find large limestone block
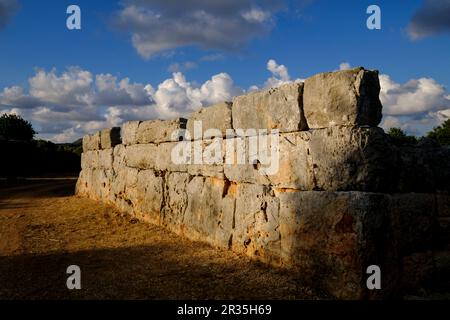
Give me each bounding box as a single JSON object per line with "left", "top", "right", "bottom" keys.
{"left": 121, "top": 168, "right": 140, "bottom": 207}
{"left": 100, "top": 127, "right": 121, "bottom": 149}
{"left": 186, "top": 102, "right": 232, "bottom": 139}
{"left": 157, "top": 142, "right": 188, "bottom": 172}
{"left": 303, "top": 67, "right": 382, "bottom": 128}
{"left": 122, "top": 121, "right": 140, "bottom": 145}
{"left": 112, "top": 144, "right": 126, "bottom": 173}
{"left": 75, "top": 170, "right": 89, "bottom": 195}
{"left": 232, "top": 82, "right": 307, "bottom": 132}
{"left": 136, "top": 118, "right": 187, "bottom": 144}
{"left": 125, "top": 144, "right": 159, "bottom": 169}
{"left": 277, "top": 191, "right": 396, "bottom": 299}
{"left": 80, "top": 150, "right": 111, "bottom": 170}
{"left": 224, "top": 132, "right": 314, "bottom": 189}
{"left": 134, "top": 169, "right": 164, "bottom": 224}
{"left": 124, "top": 143, "right": 188, "bottom": 172}
{"left": 223, "top": 136, "right": 272, "bottom": 185}
{"left": 82, "top": 132, "right": 101, "bottom": 152}
{"left": 81, "top": 151, "right": 99, "bottom": 169}
{"left": 307, "top": 126, "right": 395, "bottom": 191}
{"left": 183, "top": 176, "right": 235, "bottom": 247}
{"left": 162, "top": 172, "right": 190, "bottom": 231}
{"left": 214, "top": 181, "right": 237, "bottom": 248}
{"left": 233, "top": 183, "right": 280, "bottom": 263}
{"left": 89, "top": 168, "right": 114, "bottom": 201}
{"left": 400, "top": 251, "right": 435, "bottom": 292}
{"left": 181, "top": 138, "right": 225, "bottom": 178}
{"left": 224, "top": 126, "right": 394, "bottom": 192}
{"left": 268, "top": 132, "right": 314, "bottom": 189}
{"left": 98, "top": 149, "right": 113, "bottom": 170}
{"left": 111, "top": 166, "right": 138, "bottom": 198}
{"left": 388, "top": 193, "right": 436, "bottom": 254}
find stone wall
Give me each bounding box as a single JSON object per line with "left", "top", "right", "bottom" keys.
{"left": 76, "top": 67, "right": 450, "bottom": 299}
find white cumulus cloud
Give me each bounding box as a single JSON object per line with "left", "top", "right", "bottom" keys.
{"left": 5, "top": 60, "right": 448, "bottom": 142}
{"left": 0, "top": 65, "right": 245, "bottom": 142}
{"left": 379, "top": 74, "right": 450, "bottom": 135}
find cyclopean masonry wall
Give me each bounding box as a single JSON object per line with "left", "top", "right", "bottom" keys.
{"left": 76, "top": 67, "right": 450, "bottom": 299}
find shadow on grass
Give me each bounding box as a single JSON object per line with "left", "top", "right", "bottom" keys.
{"left": 0, "top": 244, "right": 319, "bottom": 300}
{"left": 0, "top": 179, "right": 76, "bottom": 203}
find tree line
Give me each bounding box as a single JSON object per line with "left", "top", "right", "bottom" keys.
{"left": 0, "top": 114, "right": 81, "bottom": 179}
{"left": 387, "top": 119, "right": 450, "bottom": 146}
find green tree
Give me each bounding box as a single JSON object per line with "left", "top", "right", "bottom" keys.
{"left": 0, "top": 113, "right": 36, "bottom": 141}
{"left": 387, "top": 127, "right": 417, "bottom": 144}
{"left": 427, "top": 119, "right": 450, "bottom": 146}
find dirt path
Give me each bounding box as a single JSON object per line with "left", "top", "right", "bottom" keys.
{"left": 0, "top": 180, "right": 323, "bottom": 299}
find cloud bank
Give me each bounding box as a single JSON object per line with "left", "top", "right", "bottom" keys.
{"left": 1, "top": 61, "right": 449, "bottom": 142}
{"left": 113, "top": 0, "right": 285, "bottom": 59}
{"left": 0, "top": 66, "right": 245, "bottom": 142}
{"left": 379, "top": 74, "right": 450, "bottom": 136}
{"left": 407, "top": 0, "right": 450, "bottom": 40}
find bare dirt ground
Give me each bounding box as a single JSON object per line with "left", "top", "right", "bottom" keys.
{"left": 0, "top": 179, "right": 324, "bottom": 300}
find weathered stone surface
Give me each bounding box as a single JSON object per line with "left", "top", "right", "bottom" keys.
{"left": 112, "top": 144, "right": 126, "bottom": 173}
{"left": 182, "top": 177, "right": 236, "bottom": 247}
{"left": 186, "top": 102, "right": 232, "bottom": 139}
{"left": 401, "top": 251, "right": 434, "bottom": 292}
{"left": 86, "top": 168, "right": 114, "bottom": 201}
{"left": 124, "top": 144, "right": 159, "bottom": 170}
{"left": 276, "top": 191, "right": 396, "bottom": 299}
{"left": 233, "top": 183, "right": 280, "bottom": 264}
{"left": 162, "top": 172, "right": 190, "bottom": 232}
{"left": 124, "top": 142, "right": 188, "bottom": 172}
{"left": 303, "top": 67, "right": 382, "bottom": 128}
{"left": 224, "top": 127, "right": 395, "bottom": 191}
{"left": 221, "top": 130, "right": 297, "bottom": 188}
{"left": 98, "top": 149, "right": 113, "bottom": 169}
{"left": 437, "top": 193, "right": 450, "bottom": 217}
{"left": 122, "top": 121, "right": 140, "bottom": 146}
{"left": 75, "top": 170, "right": 89, "bottom": 195}
{"left": 232, "top": 82, "right": 307, "bottom": 132}
{"left": 100, "top": 127, "right": 121, "bottom": 149}
{"left": 82, "top": 132, "right": 101, "bottom": 151}
{"left": 308, "top": 126, "right": 395, "bottom": 191}
{"left": 180, "top": 138, "right": 225, "bottom": 178}
{"left": 389, "top": 193, "right": 436, "bottom": 254}
{"left": 223, "top": 135, "right": 274, "bottom": 186}
{"left": 134, "top": 169, "right": 164, "bottom": 224}
{"left": 80, "top": 150, "right": 112, "bottom": 170}
{"left": 81, "top": 151, "right": 98, "bottom": 169}
{"left": 157, "top": 142, "right": 188, "bottom": 172}
{"left": 136, "top": 118, "right": 187, "bottom": 144}
{"left": 111, "top": 166, "right": 138, "bottom": 200}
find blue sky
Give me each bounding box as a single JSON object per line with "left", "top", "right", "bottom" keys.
{"left": 0, "top": 0, "right": 449, "bottom": 141}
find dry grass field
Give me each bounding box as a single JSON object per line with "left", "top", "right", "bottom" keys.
{"left": 0, "top": 179, "right": 324, "bottom": 299}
